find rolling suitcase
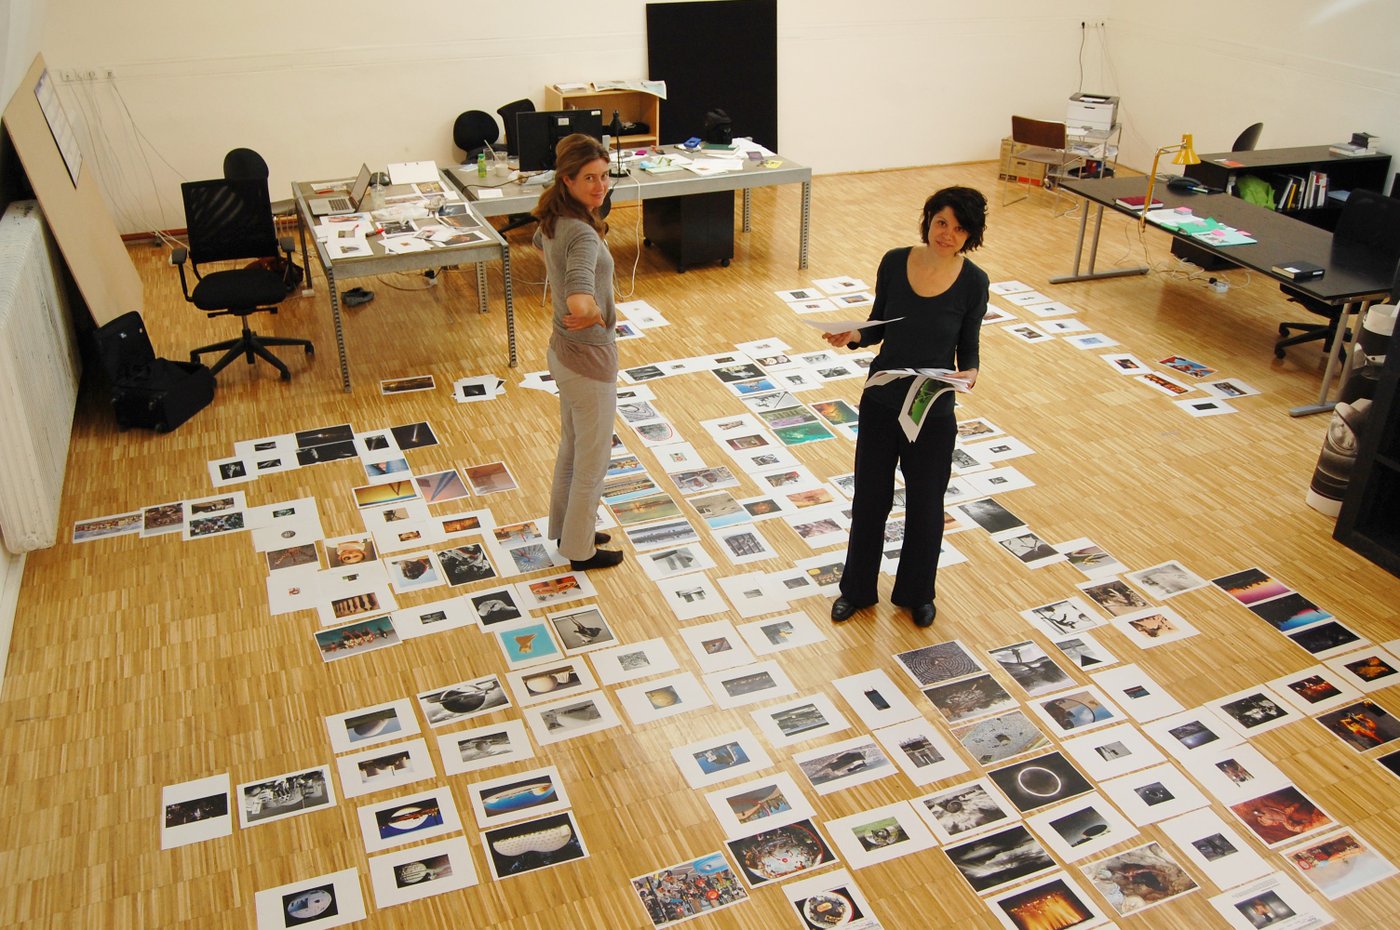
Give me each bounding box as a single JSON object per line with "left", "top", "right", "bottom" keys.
{"left": 93, "top": 311, "right": 216, "bottom": 432}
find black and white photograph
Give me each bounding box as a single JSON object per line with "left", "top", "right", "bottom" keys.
{"left": 913, "top": 778, "right": 1018, "bottom": 844}
{"left": 987, "top": 640, "right": 1076, "bottom": 697}
{"left": 944, "top": 824, "right": 1057, "bottom": 895}
{"left": 954, "top": 710, "right": 1052, "bottom": 766}
{"left": 1026, "top": 791, "right": 1139, "bottom": 862}
{"left": 238, "top": 766, "right": 336, "bottom": 828}
{"left": 417, "top": 675, "right": 510, "bottom": 726}
{"left": 436, "top": 719, "right": 535, "bottom": 776}
{"left": 367, "top": 835, "right": 478, "bottom": 909}
{"left": 988, "top": 751, "right": 1094, "bottom": 813}
{"left": 793, "top": 736, "right": 896, "bottom": 795}
{"left": 588, "top": 637, "right": 681, "bottom": 686}
{"left": 893, "top": 639, "right": 987, "bottom": 687}
{"left": 752, "top": 694, "right": 853, "bottom": 748}
{"left": 872, "top": 717, "right": 970, "bottom": 785}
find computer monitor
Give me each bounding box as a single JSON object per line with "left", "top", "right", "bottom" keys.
{"left": 515, "top": 109, "right": 604, "bottom": 172}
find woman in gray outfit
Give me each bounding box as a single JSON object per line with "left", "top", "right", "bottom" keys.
{"left": 533, "top": 133, "right": 624, "bottom": 570}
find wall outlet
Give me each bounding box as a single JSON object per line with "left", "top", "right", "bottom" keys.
{"left": 59, "top": 69, "right": 77, "bottom": 82}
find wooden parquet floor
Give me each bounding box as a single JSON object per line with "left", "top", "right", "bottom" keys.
{"left": 1, "top": 159, "right": 1397, "bottom": 930}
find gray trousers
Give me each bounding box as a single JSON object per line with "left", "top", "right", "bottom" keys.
{"left": 547, "top": 346, "right": 616, "bottom": 561}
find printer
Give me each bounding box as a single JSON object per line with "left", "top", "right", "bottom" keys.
{"left": 1067, "top": 93, "right": 1118, "bottom": 132}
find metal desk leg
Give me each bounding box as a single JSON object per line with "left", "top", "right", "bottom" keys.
{"left": 476, "top": 263, "right": 488, "bottom": 313}
{"left": 799, "top": 180, "right": 811, "bottom": 270}
{"left": 742, "top": 189, "right": 752, "bottom": 232}
{"left": 293, "top": 187, "right": 314, "bottom": 297}
{"left": 502, "top": 243, "right": 517, "bottom": 368}
{"left": 1290, "top": 299, "right": 1369, "bottom": 417}
{"left": 327, "top": 268, "right": 351, "bottom": 392}
{"left": 1050, "top": 199, "right": 1147, "bottom": 284}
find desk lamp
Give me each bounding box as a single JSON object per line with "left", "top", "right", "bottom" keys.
{"left": 608, "top": 110, "right": 629, "bottom": 178}
{"left": 1141, "top": 133, "right": 1200, "bottom": 228}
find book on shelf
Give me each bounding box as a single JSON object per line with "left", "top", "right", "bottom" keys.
{"left": 1329, "top": 142, "right": 1369, "bottom": 157}
{"left": 1114, "top": 195, "right": 1164, "bottom": 210}
{"left": 1271, "top": 260, "right": 1325, "bottom": 281}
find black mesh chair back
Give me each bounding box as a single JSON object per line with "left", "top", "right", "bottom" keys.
{"left": 1231, "top": 122, "right": 1263, "bottom": 152}
{"left": 453, "top": 110, "right": 499, "bottom": 160}
{"left": 1334, "top": 189, "right": 1400, "bottom": 255}
{"left": 496, "top": 98, "right": 535, "bottom": 156}
{"left": 181, "top": 178, "right": 278, "bottom": 269}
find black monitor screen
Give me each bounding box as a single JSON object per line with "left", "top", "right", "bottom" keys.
{"left": 515, "top": 109, "right": 604, "bottom": 172}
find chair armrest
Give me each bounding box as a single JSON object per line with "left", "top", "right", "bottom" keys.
{"left": 169, "top": 247, "right": 193, "bottom": 302}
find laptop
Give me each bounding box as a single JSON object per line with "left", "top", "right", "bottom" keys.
{"left": 308, "top": 164, "right": 373, "bottom": 216}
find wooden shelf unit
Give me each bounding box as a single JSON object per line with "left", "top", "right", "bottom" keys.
{"left": 1173, "top": 145, "right": 1391, "bottom": 268}
{"left": 543, "top": 86, "right": 660, "bottom": 149}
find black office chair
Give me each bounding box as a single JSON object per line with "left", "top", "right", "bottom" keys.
{"left": 496, "top": 98, "right": 535, "bottom": 157}
{"left": 1276, "top": 189, "right": 1400, "bottom": 359}
{"left": 174, "top": 178, "right": 314, "bottom": 381}
{"left": 486, "top": 99, "right": 542, "bottom": 236}
{"left": 453, "top": 110, "right": 499, "bottom": 162}
{"left": 222, "top": 147, "right": 296, "bottom": 218}
{"left": 1232, "top": 122, "right": 1264, "bottom": 152}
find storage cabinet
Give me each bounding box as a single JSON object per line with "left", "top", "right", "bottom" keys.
{"left": 1336, "top": 322, "right": 1400, "bottom": 577}
{"left": 543, "top": 86, "right": 660, "bottom": 149}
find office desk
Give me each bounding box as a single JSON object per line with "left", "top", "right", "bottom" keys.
{"left": 448, "top": 147, "right": 814, "bottom": 269}
{"left": 293, "top": 174, "right": 517, "bottom": 392}
{"left": 1054, "top": 176, "right": 1396, "bottom": 416}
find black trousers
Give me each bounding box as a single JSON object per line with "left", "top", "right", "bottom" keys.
{"left": 839, "top": 402, "right": 956, "bottom": 608}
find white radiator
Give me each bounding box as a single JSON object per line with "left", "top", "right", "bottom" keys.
{"left": 0, "top": 201, "right": 79, "bottom": 553}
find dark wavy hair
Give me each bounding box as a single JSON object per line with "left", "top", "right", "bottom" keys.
{"left": 919, "top": 186, "right": 987, "bottom": 252}
{"left": 533, "top": 133, "right": 611, "bottom": 238}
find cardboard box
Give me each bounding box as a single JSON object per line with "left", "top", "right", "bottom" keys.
{"left": 999, "top": 156, "right": 1047, "bottom": 186}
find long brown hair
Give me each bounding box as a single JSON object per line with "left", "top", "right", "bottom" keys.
{"left": 533, "top": 133, "right": 610, "bottom": 238}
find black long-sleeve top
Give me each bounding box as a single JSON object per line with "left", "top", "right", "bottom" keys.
{"left": 853, "top": 246, "right": 988, "bottom": 416}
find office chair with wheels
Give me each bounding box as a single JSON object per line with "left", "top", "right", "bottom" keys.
{"left": 493, "top": 98, "right": 541, "bottom": 236}
{"left": 453, "top": 110, "right": 499, "bottom": 162}
{"left": 222, "top": 147, "right": 297, "bottom": 218}
{"left": 1232, "top": 122, "right": 1264, "bottom": 152}
{"left": 1276, "top": 189, "right": 1400, "bottom": 359}
{"left": 1003, "top": 116, "right": 1083, "bottom": 212}
{"left": 174, "top": 178, "right": 314, "bottom": 381}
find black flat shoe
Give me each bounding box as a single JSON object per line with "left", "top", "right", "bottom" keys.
{"left": 557, "top": 532, "right": 611, "bottom": 547}
{"left": 570, "top": 548, "right": 624, "bottom": 571}
{"left": 912, "top": 603, "right": 937, "bottom": 628}
{"left": 831, "top": 597, "right": 864, "bottom": 622}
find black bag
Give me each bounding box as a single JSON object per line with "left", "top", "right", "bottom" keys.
{"left": 703, "top": 108, "right": 733, "bottom": 145}
{"left": 246, "top": 255, "right": 304, "bottom": 294}
{"left": 93, "top": 311, "right": 215, "bottom": 433}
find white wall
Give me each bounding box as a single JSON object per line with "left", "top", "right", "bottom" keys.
{"left": 1109, "top": 1, "right": 1400, "bottom": 183}
{"left": 37, "top": 0, "right": 1104, "bottom": 234}
{"left": 24, "top": 0, "right": 1400, "bottom": 233}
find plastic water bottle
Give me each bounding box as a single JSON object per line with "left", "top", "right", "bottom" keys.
{"left": 476, "top": 152, "right": 487, "bottom": 178}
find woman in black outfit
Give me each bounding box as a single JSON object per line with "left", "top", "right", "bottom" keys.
{"left": 824, "top": 187, "right": 988, "bottom": 628}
